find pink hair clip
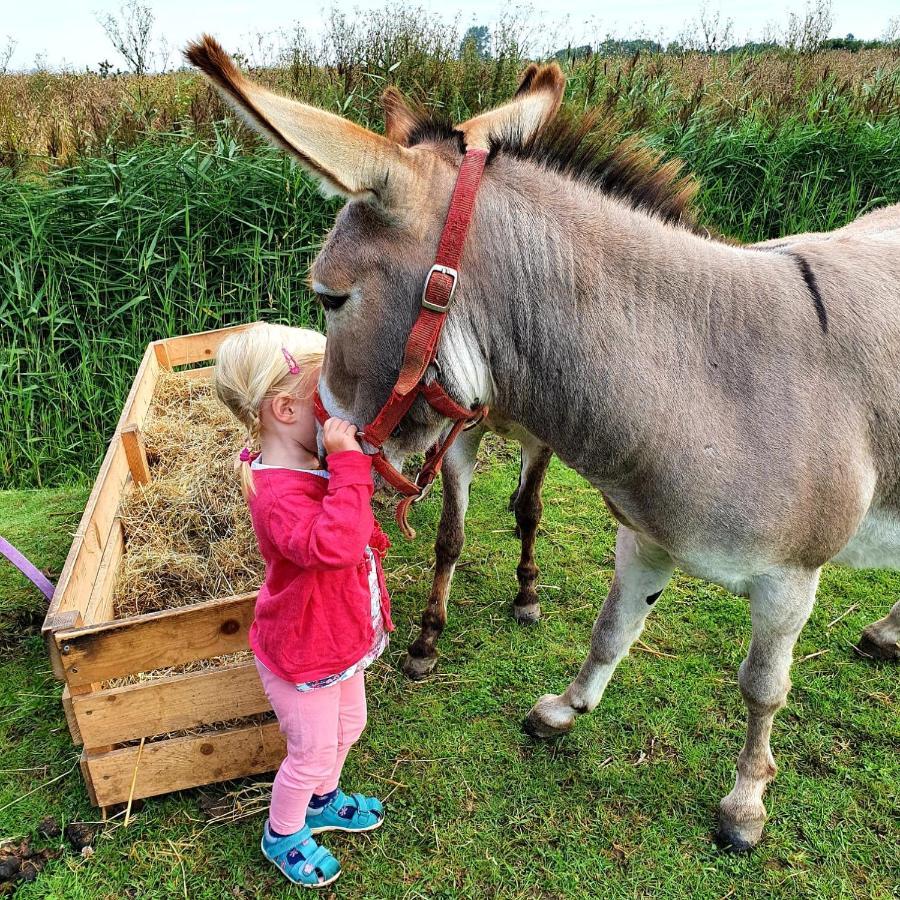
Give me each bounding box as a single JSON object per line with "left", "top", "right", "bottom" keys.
{"left": 281, "top": 347, "right": 300, "bottom": 375}
{"left": 239, "top": 447, "right": 253, "bottom": 463}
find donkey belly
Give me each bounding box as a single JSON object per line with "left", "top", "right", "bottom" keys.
{"left": 831, "top": 506, "right": 900, "bottom": 570}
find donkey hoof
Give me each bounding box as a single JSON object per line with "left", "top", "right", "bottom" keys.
{"left": 857, "top": 625, "right": 900, "bottom": 661}
{"left": 716, "top": 800, "right": 766, "bottom": 852}
{"left": 523, "top": 694, "right": 575, "bottom": 739}
{"left": 714, "top": 826, "right": 759, "bottom": 854}
{"left": 402, "top": 653, "right": 438, "bottom": 680}
{"left": 513, "top": 602, "right": 541, "bottom": 625}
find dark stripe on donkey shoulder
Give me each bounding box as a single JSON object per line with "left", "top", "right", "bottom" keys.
{"left": 789, "top": 251, "right": 829, "bottom": 334}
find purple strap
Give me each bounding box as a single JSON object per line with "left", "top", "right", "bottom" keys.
{"left": 0, "top": 535, "right": 55, "bottom": 601}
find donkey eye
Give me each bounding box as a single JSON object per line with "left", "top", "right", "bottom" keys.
{"left": 314, "top": 291, "right": 350, "bottom": 311}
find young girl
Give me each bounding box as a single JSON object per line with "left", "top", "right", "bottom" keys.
{"left": 215, "top": 322, "right": 393, "bottom": 889}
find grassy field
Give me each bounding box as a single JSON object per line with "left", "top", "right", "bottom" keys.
{"left": 1, "top": 450, "right": 897, "bottom": 898}
{"left": 1, "top": 19, "right": 898, "bottom": 896}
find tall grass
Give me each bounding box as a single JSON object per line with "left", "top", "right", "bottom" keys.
{"left": 3, "top": 108, "right": 899, "bottom": 490}
{"left": 1, "top": 17, "right": 899, "bottom": 490}
{"left": 2, "top": 38, "right": 899, "bottom": 170}
{"left": 0, "top": 133, "right": 331, "bottom": 488}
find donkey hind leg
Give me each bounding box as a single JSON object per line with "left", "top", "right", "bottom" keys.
{"left": 859, "top": 599, "right": 900, "bottom": 661}
{"left": 402, "top": 425, "right": 484, "bottom": 680}
{"left": 718, "top": 568, "right": 819, "bottom": 851}
{"left": 510, "top": 439, "right": 553, "bottom": 625}
{"left": 524, "top": 525, "right": 674, "bottom": 738}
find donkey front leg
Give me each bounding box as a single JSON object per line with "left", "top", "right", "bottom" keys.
{"left": 524, "top": 525, "right": 674, "bottom": 737}
{"left": 717, "top": 568, "right": 819, "bottom": 851}
{"left": 509, "top": 438, "right": 553, "bottom": 624}
{"left": 858, "top": 599, "right": 900, "bottom": 660}
{"left": 402, "top": 426, "right": 484, "bottom": 680}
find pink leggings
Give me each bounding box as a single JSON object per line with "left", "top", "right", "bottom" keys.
{"left": 256, "top": 659, "right": 367, "bottom": 835}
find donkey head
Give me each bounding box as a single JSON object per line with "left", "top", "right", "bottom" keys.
{"left": 186, "top": 36, "right": 565, "bottom": 456}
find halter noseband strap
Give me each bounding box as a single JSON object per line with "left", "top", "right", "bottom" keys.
{"left": 314, "top": 148, "right": 490, "bottom": 539}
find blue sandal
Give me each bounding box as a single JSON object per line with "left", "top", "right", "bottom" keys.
{"left": 261, "top": 822, "right": 341, "bottom": 889}
{"left": 307, "top": 789, "right": 384, "bottom": 835}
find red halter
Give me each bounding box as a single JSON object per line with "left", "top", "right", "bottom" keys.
{"left": 314, "top": 148, "right": 490, "bottom": 539}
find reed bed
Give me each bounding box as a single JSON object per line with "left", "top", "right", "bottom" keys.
{"left": 2, "top": 41, "right": 899, "bottom": 170}
{"left": 2, "top": 22, "right": 899, "bottom": 491}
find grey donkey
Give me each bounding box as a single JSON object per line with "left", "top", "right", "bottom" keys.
{"left": 188, "top": 38, "right": 900, "bottom": 851}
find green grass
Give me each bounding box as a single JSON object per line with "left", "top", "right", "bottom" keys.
{"left": 2, "top": 453, "right": 897, "bottom": 898}
{"left": 3, "top": 112, "right": 900, "bottom": 491}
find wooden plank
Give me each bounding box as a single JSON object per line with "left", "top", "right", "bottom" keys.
{"left": 119, "top": 345, "right": 161, "bottom": 430}
{"left": 43, "top": 610, "right": 81, "bottom": 680}
{"left": 55, "top": 592, "right": 257, "bottom": 687}
{"left": 84, "top": 720, "right": 284, "bottom": 807}
{"left": 154, "top": 322, "right": 256, "bottom": 369}
{"left": 79, "top": 750, "right": 99, "bottom": 807}
{"left": 42, "top": 444, "right": 126, "bottom": 629}
{"left": 72, "top": 662, "right": 269, "bottom": 747}
{"left": 61, "top": 686, "right": 82, "bottom": 746}
{"left": 43, "top": 344, "right": 158, "bottom": 629}
{"left": 153, "top": 341, "right": 172, "bottom": 370}
{"left": 180, "top": 364, "right": 216, "bottom": 381}
{"left": 120, "top": 425, "right": 150, "bottom": 485}
{"left": 83, "top": 521, "right": 124, "bottom": 627}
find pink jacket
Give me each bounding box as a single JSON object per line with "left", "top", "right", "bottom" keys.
{"left": 246, "top": 451, "right": 394, "bottom": 683}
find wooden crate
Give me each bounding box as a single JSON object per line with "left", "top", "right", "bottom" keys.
{"left": 42, "top": 323, "right": 285, "bottom": 810}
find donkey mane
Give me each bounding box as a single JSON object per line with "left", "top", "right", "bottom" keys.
{"left": 489, "top": 110, "right": 702, "bottom": 232}
{"left": 403, "top": 102, "right": 703, "bottom": 234}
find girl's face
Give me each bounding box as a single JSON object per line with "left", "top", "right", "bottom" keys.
{"left": 290, "top": 387, "right": 320, "bottom": 456}
{"left": 262, "top": 367, "right": 321, "bottom": 457}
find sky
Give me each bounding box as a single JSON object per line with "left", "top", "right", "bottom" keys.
{"left": 4, "top": 1, "right": 898, "bottom": 72}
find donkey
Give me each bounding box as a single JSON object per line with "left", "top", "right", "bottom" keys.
{"left": 404, "top": 424, "right": 553, "bottom": 678}
{"left": 188, "top": 38, "right": 900, "bottom": 851}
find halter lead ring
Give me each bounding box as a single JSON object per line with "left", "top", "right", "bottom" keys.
{"left": 315, "top": 148, "right": 490, "bottom": 538}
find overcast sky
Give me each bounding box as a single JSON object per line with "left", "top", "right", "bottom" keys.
{"left": 5, "top": 1, "right": 898, "bottom": 71}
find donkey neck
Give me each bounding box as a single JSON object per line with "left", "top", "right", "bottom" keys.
{"left": 456, "top": 166, "right": 806, "bottom": 487}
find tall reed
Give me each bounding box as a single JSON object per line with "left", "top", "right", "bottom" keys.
{"left": 1, "top": 16, "right": 899, "bottom": 489}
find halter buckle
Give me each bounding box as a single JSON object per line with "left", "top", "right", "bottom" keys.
{"left": 421, "top": 265, "right": 458, "bottom": 312}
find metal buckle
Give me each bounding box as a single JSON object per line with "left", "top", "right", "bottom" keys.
{"left": 421, "top": 265, "right": 458, "bottom": 312}
{"left": 462, "top": 407, "right": 488, "bottom": 431}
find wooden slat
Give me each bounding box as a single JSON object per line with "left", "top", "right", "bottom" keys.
{"left": 84, "top": 720, "right": 284, "bottom": 807}
{"left": 119, "top": 345, "right": 161, "bottom": 431}
{"left": 55, "top": 592, "right": 257, "bottom": 687}
{"left": 153, "top": 341, "right": 172, "bottom": 370}
{"left": 153, "top": 322, "right": 256, "bottom": 369}
{"left": 61, "top": 686, "right": 82, "bottom": 746}
{"left": 43, "top": 610, "right": 81, "bottom": 681}
{"left": 72, "top": 662, "right": 269, "bottom": 747}
{"left": 120, "top": 425, "right": 150, "bottom": 485}
{"left": 79, "top": 751, "right": 99, "bottom": 807}
{"left": 42, "top": 443, "right": 127, "bottom": 630}
{"left": 83, "top": 521, "right": 124, "bottom": 627}
{"left": 43, "top": 344, "right": 158, "bottom": 631}
{"left": 180, "top": 364, "right": 216, "bottom": 380}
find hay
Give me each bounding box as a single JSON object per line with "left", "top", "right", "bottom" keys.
{"left": 113, "top": 370, "right": 264, "bottom": 619}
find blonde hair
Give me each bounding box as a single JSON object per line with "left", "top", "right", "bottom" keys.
{"left": 214, "top": 322, "right": 326, "bottom": 496}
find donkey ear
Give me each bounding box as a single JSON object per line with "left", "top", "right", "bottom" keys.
{"left": 185, "top": 35, "right": 415, "bottom": 200}
{"left": 456, "top": 62, "right": 565, "bottom": 150}
{"left": 381, "top": 86, "right": 421, "bottom": 145}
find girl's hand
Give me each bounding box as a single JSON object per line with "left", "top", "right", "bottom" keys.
{"left": 323, "top": 417, "right": 363, "bottom": 455}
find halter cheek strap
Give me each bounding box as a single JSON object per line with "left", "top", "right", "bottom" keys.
{"left": 314, "top": 148, "right": 490, "bottom": 539}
